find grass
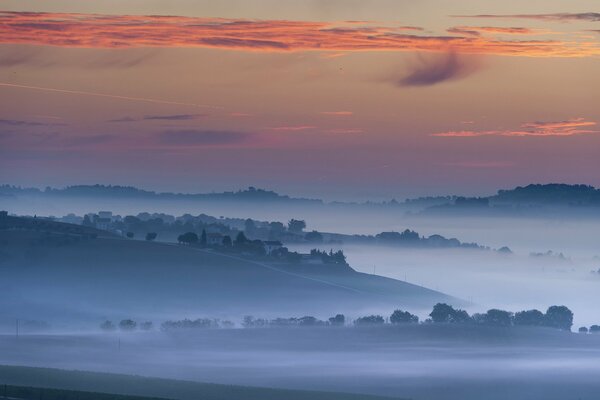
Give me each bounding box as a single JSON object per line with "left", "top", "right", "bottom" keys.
{"left": 0, "top": 365, "right": 401, "bottom": 400}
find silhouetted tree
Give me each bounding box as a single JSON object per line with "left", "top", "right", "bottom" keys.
{"left": 590, "top": 325, "right": 600, "bottom": 333}
{"left": 177, "top": 232, "right": 198, "bottom": 245}
{"left": 82, "top": 215, "right": 94, "bottom": 227}
{"left": 126, "top": 231, "right": 134, "bottom": 239}
{"left": 544, "top": 305, "right": 574, "bottom": 331}
{"left": 287, "top": 219, "right": 306, "bottom": 233}
{"left": 354, "top": 315, "right": 385, "bottom": 326}
{"left": 429, "top": 303, "right": 470, "bottom": 323}
{"left": 579, "top": 326, "right": 589, "bottom": 333}
{"left": 222, "top": 235, "right": 232, "bottom": 247}
{"left": 390, "top": 309, "right": 419, "bottom": 324}
{"left": 200, "top": 229, "right": 207, "bottom": 246}
{"left": 514, "top": 309, "right": 545, "bottom": 326}
{"left": 119, "top": 319, "right": 137, "bottom": 331}
{"left": 328, "top": 314, "right": 345, "bottom": 326}
{"left": 145, "top": 232, "right": 157, "bottom": 241}
{"left": 234, "top": 231, "right": 248, "bottom": 246}
{"left": 100, "top": 320, "right": 116, "bottom": 331}
{"left": 483, "top": 309, "right": 513, "bottom": 327}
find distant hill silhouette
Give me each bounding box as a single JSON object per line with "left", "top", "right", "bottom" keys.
{"left": 0, "top": 184, "right": 322, "bottom": 204}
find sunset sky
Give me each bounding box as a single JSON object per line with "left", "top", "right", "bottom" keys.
{"left": 1, "top": 1, "right": 599, "bottom": 200}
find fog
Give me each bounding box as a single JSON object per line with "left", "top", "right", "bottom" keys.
{"left": 2, "top": 326, "right": 600, "bottom": 400}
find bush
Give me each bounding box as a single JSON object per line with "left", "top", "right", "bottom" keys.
{"left": 99, "top": 320, "right": 116, "bottom": 331}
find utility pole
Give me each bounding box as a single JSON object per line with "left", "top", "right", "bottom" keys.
{"left": 15, "top": 318, "right": 19, "bottom": 339}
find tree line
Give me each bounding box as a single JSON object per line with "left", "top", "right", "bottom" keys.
{"left": 99, "top": 303, "right": 581, "bottom": 333}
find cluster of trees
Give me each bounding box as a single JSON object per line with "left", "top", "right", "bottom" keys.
{"left": 578, "top": 325, "right": 600, "bottom": 334}
{"left": 99, "top": 319, "right": 153, "bottom": 332}
{"left": 425, "top": 303, "right": 574, "bottom": 331}
{"left": 161, "top": 318, "right": 234, "bottom": 331}
{"left": 309, "top": 249, "right": 347, "bottom": 265}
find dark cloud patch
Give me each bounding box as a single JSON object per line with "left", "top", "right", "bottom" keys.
{"left": 160, "top": 130, "right": 250, "bottom": 146}
{"left": 143, "top": 114, "right": 205, "bottom": 121}
{"left": 396, "top": 52, "right": 483, "bottom": 87}
{"left": 0, "top": 118, "right": 64, "bottom": 127}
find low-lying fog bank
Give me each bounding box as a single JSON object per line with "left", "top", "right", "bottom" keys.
{"left": 1, "top": 326, "right": 600, "bottom": 400}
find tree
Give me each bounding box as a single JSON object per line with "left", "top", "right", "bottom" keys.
{"left": 544, "top": 305, "right": 574, "bottom": 331}
{"left": 579, "top": 327, "right": 589, "bottom": 333}
{"left": 305, "top": 230, "right": 323, "bottom": 243}
{"left": 514, "top": 309, "right": 545, "bottom": 326}
{"left": 287, "top": 219, "right": 306, "bottom": 233}
{"left": 200, "top": 229, "right": 207, "bottom": 246}
{"left": 119, "top": 319, "right": 137, "bottom": 331}
{"left": 222, "top": 235, "right": 232, "bottom": 247}
{"left": 126, "top": 232, "right": 134, "bottom": 239}
{"left": 244, "top": 218, "right": 256, "bottom": 234}
{"left": 100, "top": 320, "right": 116, "bottom": 331}
{"left": 82, "top": 215, "right": 94, "bottom": 227}
{"left": 234, "top": 231, "right": 248, "bottom": 246}
{"left": 390, "top": 309, "right": 419, "bottom": 324}
{"left": 145, "top": 232, "right": 157, "bottom": 241}
{"left": 483, "top": 309, "right": 513, "bottom": 327}
{"left": 328, "top": 314, "right": 345, "bottom": 326}
{"left": 354, "top": 315, "right": 385, "bottom": 326}
{"left": 590, "top": 325, "right": 600, "bottom": 334}
{"left": 429, "top": 303, "right": 471, "bottom": 324}
{"left": 178, "top": 232, "right": 198, "bottom": 245}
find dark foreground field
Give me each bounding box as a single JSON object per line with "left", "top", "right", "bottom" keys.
{"left": 2, "top": 325, "right": 600, "bottom": 400}
{"left": 0, "top": 366, "right": 397, "bottom": 400}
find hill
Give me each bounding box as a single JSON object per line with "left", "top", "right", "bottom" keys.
{"left": 0, "top": 219, "right": 455, "bottom": 323}
{"left": 0, "top": 365, "right": 400, "bottom": 400}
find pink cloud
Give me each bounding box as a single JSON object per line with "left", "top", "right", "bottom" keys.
{"left": 432, "top": 118, "right": 597, "bottom": 137}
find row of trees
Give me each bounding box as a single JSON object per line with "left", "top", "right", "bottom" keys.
{"left": 100, "top": 319, "right": 153, "bottom": 332}
{"left": 99, "top": 304, "right": 578, "bottom": 333}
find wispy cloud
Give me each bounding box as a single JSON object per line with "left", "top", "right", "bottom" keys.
{"left": 447, "top": 26, "right": 541, "bottom": 36}
{"left": 159, "top": 129, "right": 250, "bottom": 146}
{"left": 455, "top": 13, "right": 600, "bottom": 23}
{"left": 395, "top": 52, "right": 482, "bottom": 87}
{"left": 0, "top": 118, "right": 64, "bottom": 127}
{"left": 432, "top": 118, "right": 598, "bottom": 137}
{"left": 0, "top": 12, "right": 598, "bottom": 57}
{"left": 268, "top": 125, "right": 316, "bottom": 131}
{"left": 143, "top": 114, "right": 204, "bottom": 121}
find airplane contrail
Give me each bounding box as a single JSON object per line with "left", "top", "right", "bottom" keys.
{"left": 0, "top": 82, "right": 222, "bottom": 109}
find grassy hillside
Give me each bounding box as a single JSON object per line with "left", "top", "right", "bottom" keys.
{"left": 0, "top": 221, "right": 455, "bottom": 321}
{"left": 0, "top": 365, "right": 400, "bottom": 400}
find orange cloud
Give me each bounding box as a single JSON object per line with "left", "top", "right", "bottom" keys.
{"left": 432, "top": 118, "right": 598, "bottom": 137}
{"left": 0, "top": 12, "right": 599, "bottom": 57}
{"left": 447, "top": 26, "right": 545, "bottom": 36}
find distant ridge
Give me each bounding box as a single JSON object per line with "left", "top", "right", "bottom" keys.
{"left": 0, "top": 184, "right": 322, "bottom": 204}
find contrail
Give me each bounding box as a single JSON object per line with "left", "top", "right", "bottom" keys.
{"left": 0, "top": 82, "right": 222, "bottom": 109}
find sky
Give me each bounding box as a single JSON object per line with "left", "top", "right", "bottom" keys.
{"left": 1, "top": 0, "right": 599, "bottom": 200}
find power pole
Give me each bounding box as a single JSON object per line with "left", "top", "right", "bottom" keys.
{"left": 16, "top": 318, "right": 19, "bottom": 339}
